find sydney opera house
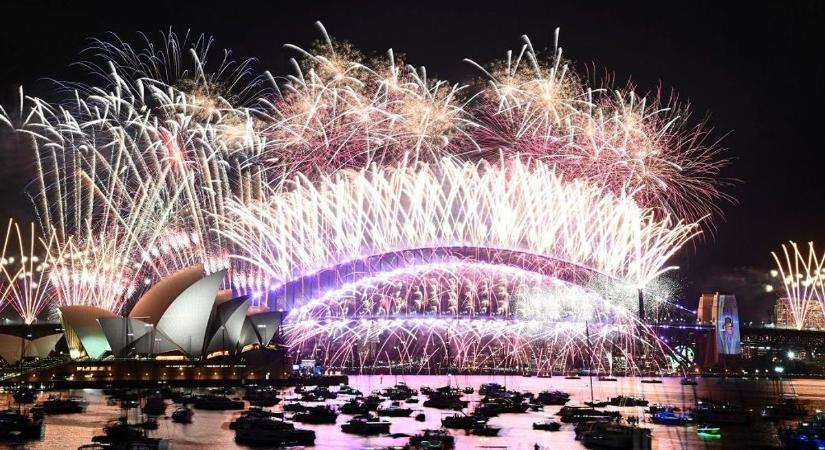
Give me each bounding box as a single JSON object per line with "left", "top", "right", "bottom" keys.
{"left": 58, "top": 264, "right": 280, "bottom": 361}
{"left": 0, "top": 265, "right": 285, "bottom": 385}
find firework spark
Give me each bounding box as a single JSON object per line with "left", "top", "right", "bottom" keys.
{"left": 0, "top": 220, "right": 53, "bottom": 323}
{"left": 0, "top": 25, "right": 726, "bottom": 371}
{"left": 772, "top": 241, "right": 825, "bottom": 330}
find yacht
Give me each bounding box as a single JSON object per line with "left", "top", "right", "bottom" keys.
{"left": 233, "top": 416, "right": 315, "bottom": 447}
{"left": 292, "top": 405, "right": 338, "bottom": 424}
{"left": 336, "top": 385, "right": 361, "bottom": 396}
{"left": 141, "top": 397, "right": 167, "bottom": 416}
{"left": 423, "top": 392, "right": 467, "bottom": 410}
{"left": 90, "top": 419, "right": 170, "bottom": 450}
{"left": 469, "top": 424, "right": 501, "bottom": 436}
{"left": 532, "top": 419, "right": 562, "bottom": 431}
{"left": 478, "top": 383, "right": 505, "bottom": 396}
{"left": 680, "top": 377, "right": 699, "bottom": 386}
{"left": 377, "top": 405, "right": 413, "bottom": 417}
{"left": 761, "top": 394, "right": 806, "bottom": 420}
{"left": 42, "top": 396, "right": 88, "bottom": 414}
{"left": 441, "top": 413, "right": 487, "bottom": 430}
{"left": 608, "top": 395, "right": 649, "bottom": 407}
{"left": 229, "top": 407, "right": 283, "bottom": 430}
{"left": 0, "top": 407, "right": 44, "bottom": 440}
{"left": 340, "top": 399, "right": 369, "bottom": 415}
{"left": 282, "top": 402, "right": 309, "bottom": 413}
{"left": 536, "top": 390, "right": 571, "bottom": 405}
{"left": 171, "top": 406, "right": 193, "bottom": 424}
{"left": 651, "top": 410, "right": 690, "bottom": 425}
{"left": 557, "top": 405, "right": 621, "bottom": 423}
{"left": 341, "top": 415, "right": 391, "bottom": 435}
{"left": 693, "top": 398, "right": 750, "bottom": 424}
{"left": 243, "top": 387, "right": 281, "bottom": 407}
{"left": 478, "top": 397, "right": 529, "bottom": 414}
{"left": 577, "top": 421, "right": 652, "bottom": 449}
{"left": 408, "top": 429, "right": 455, "bottom": 449}
{"left": 12, "top": 387, "right": 37, "bottom": 404}
{"left": 192, "top": 394, "right": 244, "bottom": 410}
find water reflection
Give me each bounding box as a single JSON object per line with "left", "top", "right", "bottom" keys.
{"left": 13, "top": 375, "right": 812, "bottom": 449}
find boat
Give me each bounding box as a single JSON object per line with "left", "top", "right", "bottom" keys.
{"left": 282, "top": 402, "right": 309, "bottom": 413}
{"left": 243, "top": 387, "right": 281, "bottom": 407}
{"left": 341, "top": 415, "right": 391, "bottom": 435}
{"left": 761, "top": 394, "right": 806, "bottom": 420}
{"left": 651, "top": 410, "right": 690, "bottom": 425}
{"left": 137, "top": 418, "right": 159, "bottom": 430}
{"left": 529, "top": 404, "right": 543, "bottom": 412}
{"left": 340, "top": 399, "right": 369, "bottom": 415}
{"left": 469, "top": 424, "right": 500, "bottom": 436}
{"left": 362, "top": 395, "right": 383, "bottom": 411}
{"left": 171, "top": 406, "right": 193, "bottom": 424}
{"left": 577, "top": 421, "right": 651, "bottom": 449}
{"left": 538, "top": 373, "right": 553, "bottom": 378}
{"left": 192, "top": 394, "right": 244, "bottom": 410}
{"left": 462, "top": 387, "right": 474, "bottom": 394}
{"left": 12, "top": 387, "right": 37, "bottom": 404}
{"left": 585, "top": 400, "right": 610, "bottom": 408}
{"left": 536, "top": 390, "right": 570, "bottom": 405}
{"left": 608, "top": 395, "right": 648, "bottom": 407}
{"left": 377, "top": 405, "right": 413, "bottom": 417}
{"left": 233, "top": 416, "right": 315, "bottom": 447}
{"left": 0, "top": 407, "right": 44, "bottom": 440}
{"left": 477, "top": 398, "right": 529, "bottom": 414}
{"left": 478, "top": 383, "right": 505, "bottom": 396}
{"left": 408, "top": 429, "right": 455, "bottom": 449}
{"left": 640, "top": 378, "right": 663, "bottom": 384}
{"left": 292, "top": 405, "right": 338, "bottom": 424}
{"left": 419, "top": 386, "right": 434, "bottom": 396}
{"left": 405, "top": 397, "right": 420, "bottom": 404}
{"left": 415, "top": 413, "right": 426, "bottom": 421}
{"left": 565, "top": 375, "right": 582, "bottom": 380}
{"left": 384, "top": 383, "right": 418, "bottom": 400}
{"left": 141, "top": 397, "right": 167, "bottom": 416}
{"left": 647, "top": 404, "right": 677, "bottom": 414}
{"left": 783, "top": 417, "right": 825, "bottom": 448}
{"left": 41, "top": 396, "right": 88, "bottom": 414}
{"left": 533, "top": 420, "right": 562, "bottom": 431}
{"left": 229, "top": 407, "right": 283, "bottom": 430}
{"left": 696, "top": 424, "right": 721, "bottom": 438}
{"left": 337, "top": 385, "right": 361, "bottom": 396}
{"left": 693, "top": 398, "right": 750, "bottom": 424}
{"left": 441, "top": 413, "right": 487, "bottom": 430}
{"left": 680, "top": 377, "right": 698, "bottom": 385}
{"left": 599, "top": 376, "right": 618, "bottom": 382}
{"left": 557, "top": 405, "right": 621, "bottom": 423}
{"left": 423, "top": 392, "right": 467, "bottom": 410}
{"left": 91, "top": 419, "right": 170, "bottom": 450}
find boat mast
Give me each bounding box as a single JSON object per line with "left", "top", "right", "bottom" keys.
{"left": 586, "top": 321, "right": 594, "bottom": 405}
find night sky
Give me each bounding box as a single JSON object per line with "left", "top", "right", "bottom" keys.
{"left": 1, "top": 1, "right": 823, "bottom": 319}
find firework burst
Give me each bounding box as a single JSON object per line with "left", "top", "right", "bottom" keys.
{"left": 772, "top": 241, "right": 825, "bottom": 330}
{"left": 0, "top": 25, "right": 727, "bottom": 371}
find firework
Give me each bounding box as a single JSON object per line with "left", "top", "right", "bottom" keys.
{"left": 0, "top": 25, "right": 725, "bottom": 371}
{"left": 0, "top": 220, "right": 53, "bottom": 323}
{"left": 772, "top": 241, "right": 825, "bottom": 330}
{"left": 219, "top": 156, "right": 699, "bottom": 294}
{"left": 465, "top": 31, "right": 730, "bottom": 222}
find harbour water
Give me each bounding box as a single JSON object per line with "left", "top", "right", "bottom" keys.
{"left": 11, "top": 375, "right": 822, "bottom": 449}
